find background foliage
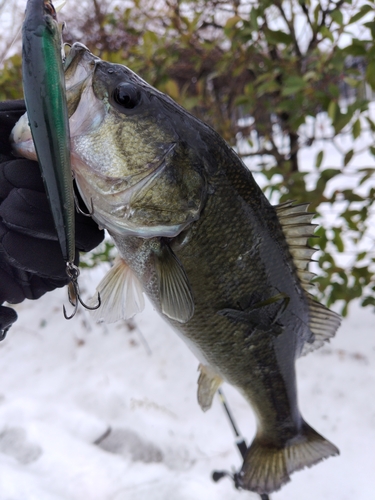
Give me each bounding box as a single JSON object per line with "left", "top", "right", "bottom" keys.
{"left": 1, "top": 0, "right": 374, "bottom": 315}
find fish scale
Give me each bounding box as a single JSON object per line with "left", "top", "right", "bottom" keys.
{"left": 168, "top": 173, "right": 306, "bottom": 378}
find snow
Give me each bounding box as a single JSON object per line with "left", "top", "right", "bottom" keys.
{"left": 0, "top": 264, "right": 374, "bottom": 499}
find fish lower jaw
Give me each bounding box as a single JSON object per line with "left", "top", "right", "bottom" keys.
{"left": 105, "top": 217, "right": 192, "bottom": 239}
{"left": 12, "top": 140, "right": 37, "bottom": 161}
{"left": 10, "top": 113, "right": 37, "bottom": 160}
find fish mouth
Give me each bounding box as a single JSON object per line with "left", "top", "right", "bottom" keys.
{"left": 10, "top": 42, "right": 98, "bottom": 159}
{"left": 64, "top": 42, "right": 99, "bottom": 89}
{"left": 64, "top": 43, "right": 102, "bottom": 127}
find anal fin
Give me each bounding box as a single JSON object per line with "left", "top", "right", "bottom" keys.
{"left": 197, "top": 364, "right": 223, "bottom": 412}
{"left": 89, "top": 256, "right": 144, "bottom": 323}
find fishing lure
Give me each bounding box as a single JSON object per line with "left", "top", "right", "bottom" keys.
{"left": 21, "top": 0, "right": 99, "bottom": 317}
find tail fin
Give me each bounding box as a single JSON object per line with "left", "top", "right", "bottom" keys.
{"left": 239, "top": 422, "right": 339, "bottom": 494}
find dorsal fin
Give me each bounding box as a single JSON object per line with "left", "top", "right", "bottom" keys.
{"left": 301, "top": 294, "right": 341, "bottom": 356}
{"left": 275, "top": 201, "right": 318, "bottom": 288}
{"left": 89, "top": 256, "right": 145, "bottom": 323}
{"left": 275, "top": 201, "right": 341, "bottom": 355}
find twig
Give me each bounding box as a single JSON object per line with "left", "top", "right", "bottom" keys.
{"left": 93, "top": 426, "right": 111, "bottom": 445}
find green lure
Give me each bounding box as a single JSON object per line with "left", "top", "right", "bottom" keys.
{"left": 22, "top": 0, "right": 75, "bottom": 264}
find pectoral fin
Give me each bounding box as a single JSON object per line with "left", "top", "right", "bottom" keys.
{"left": 197, "top": 364, "right": 223, "bottom": 412}
{"left": 89, "top": 256, "right": 144, "bottom": 323}
{"left": 153, "top": 242, "right": 194, "bottom": 324}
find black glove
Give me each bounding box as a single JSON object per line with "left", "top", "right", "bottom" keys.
{"left": 0, "top": 100, "right": 105, "bottom": 339}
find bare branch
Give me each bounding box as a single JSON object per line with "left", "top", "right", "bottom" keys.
{"left": 274, "top": 0, "right": 302, "bottom": 57}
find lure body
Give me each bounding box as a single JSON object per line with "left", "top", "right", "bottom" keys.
{"left": 22, "top": 0, "right": 75, "bottom": 263}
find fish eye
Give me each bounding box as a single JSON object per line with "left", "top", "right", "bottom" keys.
{"left": 113, "top": 83, "right": 141, "bottom": 109}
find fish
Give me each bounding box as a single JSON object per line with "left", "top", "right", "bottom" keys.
{"left": 12, "top": 42, "right": 341, "bottom": 495}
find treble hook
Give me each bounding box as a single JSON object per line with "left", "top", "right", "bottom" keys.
{"left": 63, "top": 262, "right": 101, "bottom": 319}
{"left": 74, "top": 192, "right": 95, "bottom": 217}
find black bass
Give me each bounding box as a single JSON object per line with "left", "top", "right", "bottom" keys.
{"left": 13, "top": 43, "right": 341, "bottom": 495}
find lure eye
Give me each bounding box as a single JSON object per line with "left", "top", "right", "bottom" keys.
{"left": 113, "top": 83, "right": 141, "bottom": 109}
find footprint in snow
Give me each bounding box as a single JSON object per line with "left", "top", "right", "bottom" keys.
{"left": 0, "top": 427, "right": 42, "bottom": 464}
{"left": 95, "top": 427, "right": 163, "bottom": 464}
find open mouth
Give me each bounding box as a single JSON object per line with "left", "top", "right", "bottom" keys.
{"left": 10, "top": 43, "right": 98, "bottom": 160}
{"left": 64, "top": 43, "right": 101, "bottom": 120}
{"left": 64, "top": 42, "right": 99, "bottom": 81}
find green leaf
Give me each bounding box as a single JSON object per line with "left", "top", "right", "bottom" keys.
{"left": 334, "top": 110, "right": 353, "bottom": 133}
{"left": 265, "top": 29, "right": 293, "bottom": 45}
{"left": 344, "top": 149, "right": 354, "bottom": 166}
{"left": 313, "top": 3, "right": 320, "bottom": 24}
{"left": 366, "top": 117, "right": 375, "bottom": 132}
{"left": 366, "top": 61, "right": 375, "bottom": 90}
{"left": 328, "top": 83, "right": 340, "bottom": 98}
{"left": 343, "top": 76, "right": 361, "bottom": 87}
{"left": 341, "top": 302, "right": 349, "bottom": 317}
{"left": 363, "top": 21, "right": 375, "bottom": 38}
{"left": 362, "top": 296, "right": 375, "bottom": 307}
{"left": 316, "top": 150, "right": 324, "bottom": 168}
{"left": 250, "top": 8, "right": 258, "bottom": 30}
{"left": 281, "top": 76, "right": 306, "bottom": 96}
{"left": 331, "top": 10, "right": 343, "bottom": 26}
{"left": 352, "top": 118, "right": 361, "bottom": 139}
{"left": 348, "top": 4, "right": 372, "bottom": 25}
{"left": 256, "top": 80, "right": 281, "bottom": 96}
{"left": 328, "top": 100, "right": 337, "bottom": 121}
{"left": 321, "top": 168, "right": 341, "bottom": 181}
{"left": 163, "top": 79, "right": 179, "bottom": 99}
{"left": 343, "top": 43, "right": 367, "bottom": 57}
{"left": 225, "top": 15, "right": 242, "bottom": 30}
{"left": 342, "top": 190, "right": 363, "bottom": 202}
{"left": 359, "top": 168, "right": 375, "bottom": 185}
{"left": 315, "top": 226, "right": 328, "bottom": 251}
{"left": 332, "top": 228, "right": 344, "bottom": 252}
{"left": 320, "top": 26, "right": 334, "bottom": 43}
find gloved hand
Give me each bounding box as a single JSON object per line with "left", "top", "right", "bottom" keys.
{"left": 0, "top": 100, "right": 105, "bottom": 339}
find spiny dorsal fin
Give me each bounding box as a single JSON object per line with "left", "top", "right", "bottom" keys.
{"left": 275, "top": 201, "right": 318, "bottom": 288}
{"left": 301, "top": 294, "right": 341, "bottom": 356}
{"left": 89, "top": 256, "right": 145, "bottom": 323}
{"left": 154, "top": 242, "right": 194, "bottom": 324}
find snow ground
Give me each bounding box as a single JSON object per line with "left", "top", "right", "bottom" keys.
{"left": 0, "top": 264, "right": 374, "bottom": 500}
